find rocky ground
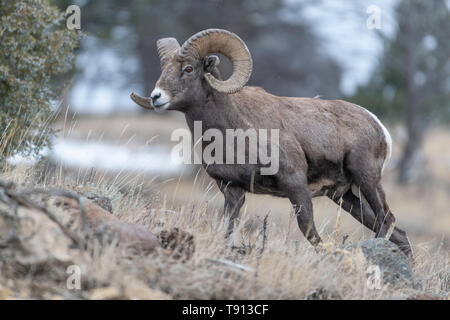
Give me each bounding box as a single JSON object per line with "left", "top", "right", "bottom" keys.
{"left": 0, "top": 176, "right": 448, "bottom": 300}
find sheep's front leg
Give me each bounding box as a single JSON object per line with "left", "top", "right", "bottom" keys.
{"left": 220, "top": 183, "right": 245, "bottom": 237}
{"left": 289, "top": 186, "right": 322, "bottom": 246}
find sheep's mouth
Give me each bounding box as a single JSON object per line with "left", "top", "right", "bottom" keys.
{"left": 153, "top": 101, "right": 170, "bottom": 110}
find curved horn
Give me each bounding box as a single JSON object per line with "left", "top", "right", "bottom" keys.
{"left": 157, "top": 38, "right": 180, "bottom": 67}
{"left": 180, "top": 29, "right": 252, "bottom": 94}
{"left": 130, "top": 92, "right": 153, "bottom": 110}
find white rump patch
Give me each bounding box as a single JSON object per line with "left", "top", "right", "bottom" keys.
{"left": 357, "top": 106, "right": 392, "bottom": 174}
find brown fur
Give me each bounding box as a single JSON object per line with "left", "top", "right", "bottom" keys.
{"left": 145, "top": 47, "right": 412, "bottom": 257}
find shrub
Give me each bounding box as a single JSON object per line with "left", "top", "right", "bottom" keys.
{"left": 0, "top": 0, "right": 80, "bottom": 160}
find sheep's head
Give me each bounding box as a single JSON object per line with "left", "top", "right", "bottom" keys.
{"left": 130, "top": 29, "right": 253, "bottom": 111}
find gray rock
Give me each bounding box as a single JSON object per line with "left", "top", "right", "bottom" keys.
{"left": 342, "top": 238, "right": 420, "bottom": 289}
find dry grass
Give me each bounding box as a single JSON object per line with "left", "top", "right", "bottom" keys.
{"left": 0, "top": 114, "right": 448, "bottom": 300}
{"left": 0, "top": 162, "right": 447, "bottom": 300}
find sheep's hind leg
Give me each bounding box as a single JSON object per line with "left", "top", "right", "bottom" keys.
{"left": 328, "top": 189, "right": 413, "bottom": 258}
{"left": 358, "top": 182, "right": 395, "bottom": 238}
{"left": 345, "top": 152, "right": 393, "bottom": 238}
{"left": 376, "top": 184, "right": 396, "bottom": 237}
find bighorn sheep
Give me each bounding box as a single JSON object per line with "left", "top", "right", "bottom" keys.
{"left": 130, "top": 29, "right": 413, "bottom": 257}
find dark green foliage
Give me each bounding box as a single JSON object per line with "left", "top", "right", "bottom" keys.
{"left": 0, "top": 0, "right": 80, "bottom": 159}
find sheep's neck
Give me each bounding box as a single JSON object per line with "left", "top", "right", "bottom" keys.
{"left": 184, "top": 90, "right": 244, "bottom": 135}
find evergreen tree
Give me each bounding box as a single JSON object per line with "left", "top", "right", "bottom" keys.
{"left": 0, "top": 0, "right": 80, "bottom": 160}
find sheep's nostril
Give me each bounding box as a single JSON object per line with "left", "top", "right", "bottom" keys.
{"left": 151, "top": 92, "right": 161, "bottom": 103}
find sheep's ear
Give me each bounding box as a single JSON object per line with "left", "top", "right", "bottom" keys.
{"left": 203, "top": 55, "right": 220, "bottom": 73}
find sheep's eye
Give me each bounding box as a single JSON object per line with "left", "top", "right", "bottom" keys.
{"left": 184, "top": 66, "right": 193, "bottom": 73}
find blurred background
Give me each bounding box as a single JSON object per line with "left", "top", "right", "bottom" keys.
{"left": 5, "top": 0, "right": 449, "bottom": 247}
